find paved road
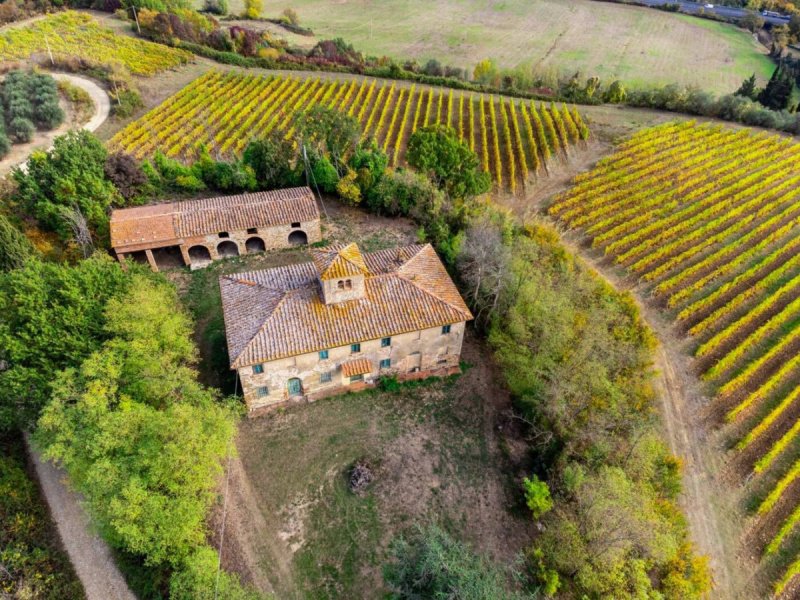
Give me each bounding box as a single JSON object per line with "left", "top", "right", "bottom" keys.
{"left": 636, "top": 0, "right": 792, "bottom": 24}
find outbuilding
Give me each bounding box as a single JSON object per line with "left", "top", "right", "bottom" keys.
{"left": 109, "top": 187, "right": 321, "bottom": 271}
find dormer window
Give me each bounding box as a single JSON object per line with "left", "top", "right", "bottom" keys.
{"left": 218, "top": 232, "right": 230, "bottom": 238}
{"left": 337, "top": 279, "right": 353, "bottom": 290}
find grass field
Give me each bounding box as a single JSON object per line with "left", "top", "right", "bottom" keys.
{"left": 550, "top": 121, "right": 800, "bottom": 596}
{"left": 232, "top": 0, "right": 774, "bottom": 94}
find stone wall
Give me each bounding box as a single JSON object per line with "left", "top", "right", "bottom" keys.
{"left": 238, "top": 321, "right": 467, "bottom": 413}
{"left": 116, "top": 218, "right": 322, "bottom": 271}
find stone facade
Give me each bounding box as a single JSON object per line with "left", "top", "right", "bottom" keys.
{"left": 238, "top": 322, "right": 466, "bottom": 413}
{"left": 219, "top": 243, "right": 474, "bottom": 416}
{"left": 110, "top": 187, "right": 321, "bottom": 271}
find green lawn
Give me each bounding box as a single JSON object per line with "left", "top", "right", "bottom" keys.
{"left": 223, "top": 0, "right": 773, "bottom": 94}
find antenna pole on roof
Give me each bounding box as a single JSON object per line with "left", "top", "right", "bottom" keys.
{"left": 303, "top": 143, "right": 330, "bottom": 221}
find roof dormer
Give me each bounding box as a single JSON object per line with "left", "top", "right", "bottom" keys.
{"left": 311, "top": 243, "right": 369, "bottom": 304}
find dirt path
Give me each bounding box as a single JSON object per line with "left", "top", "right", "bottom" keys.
{"left": 495, "top": 138, "right": 753, "bottom": 598}
{"left": 0, "top": 73, "right": 109, "bottom": 176}
{"left": 553, "top": 233, "right": 750, "bottom": 599}
{"left": 26, "top": 438, "right": 136, "bottom": 600}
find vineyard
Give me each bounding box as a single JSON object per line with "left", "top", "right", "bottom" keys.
{"left": 549, "top": 122, "right": 800, "bottom": 596}
{"left": 0, "top": 12, "right": 192, "bottom": 76}
{"left": 108, "top": 70, "right": 589, "bottom": 192}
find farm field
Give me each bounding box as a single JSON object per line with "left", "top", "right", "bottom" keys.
{"left": 0, "top": 12, "right": 192, "bottom": 75}
{"left": 549, "top": 121, "right": 800, "bottom": 596}
{"left": 246, "top": 0, "right": 773, "bottom": 94}
{"left": 108, "top": 70, "right": 588, "bottom": 193}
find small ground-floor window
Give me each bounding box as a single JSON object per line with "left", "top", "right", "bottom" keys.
{"left": 256, "top": 386, "right": 269, "bottom": 398}
{"left": 320, "top": 371, "right": 332, "bottom": 383}
{"left": 349, "top": 374, "right": 364, "bottom": 383}
{"left": 380, "top": 358, "right": 391, "bottom": 369}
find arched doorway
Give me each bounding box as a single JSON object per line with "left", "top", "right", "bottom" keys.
{"left": 188, "top": 245, "right": 212, "bottom": 267}
{"left": 217, "top": 240, "right": 240, "bottom": 258}
{"left": 287, "top": 377, "right": 303, "bottom": 396}
{"left": 246, "top": 237, "right": 266, "bottom": 254}
{"left": 288, "top": 230, "right": 308, "bottom": 246}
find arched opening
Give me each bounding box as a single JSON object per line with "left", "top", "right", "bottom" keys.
{"left": 245, "top": 237, "right": 266, "bottom": 254}
{"left": 217, "top": 240, "right": 240, "bottom": 259}
{"left": 152, "top": 245, "right": 184, "bottom": 270}
{"left": 188, "top": 245, "right": 212, "bottom": 267}
{"left": 288, "top": 230, "right": 308, "bottom": 246}
{"left": 287, "top": 377, "right": 303, "bottom": 396}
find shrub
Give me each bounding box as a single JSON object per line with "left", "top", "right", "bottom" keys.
{"left": 202, "top": 0, "right": 227, "bottom": 14}
{"left": 111, "top": 89, "right": 144, "bottom": 118}
{"left": 170, "top": 546, "right": 261, "bottom": 599}
{"left": 336, "top": 167, "right": 361, "bottom": 205}
{"left": 8, "top": 117, "right": 34, "bottom": 142}
{"left": 0, "top": 131, "right": 9, "bottom": 158}
{"left": 384, "top": 525, "right": 532, "bottom": 599}
{"left": 34, "top": 99, "right": 65, "bottom": 129}
{"left": 281, "top": 7, "right": 299, "bottom": 25}
{"left": 522, "top": 475, "right": 553, "bottom": 520}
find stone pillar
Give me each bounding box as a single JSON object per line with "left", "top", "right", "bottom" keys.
{"left": 209, "top": 243, "right": 220, "bottom": 260}
{"left": 144, "top": 249, "right": 158, "bottom": 272}
{"left": 179, "top": 245, "right": 191, "bottom": 268}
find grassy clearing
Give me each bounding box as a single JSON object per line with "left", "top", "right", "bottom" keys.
{"left": 236, "top": 355, "right": 530, "bottom": 599}
{"left": 226, "top": 0, "right": 773, "bottom": 94}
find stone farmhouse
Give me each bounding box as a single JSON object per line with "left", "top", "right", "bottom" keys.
{"left": 219, "top": 242, "right": 473, "bottom": 414}
{"left": 109, "top": 187, "right": 321, "bottom": 271}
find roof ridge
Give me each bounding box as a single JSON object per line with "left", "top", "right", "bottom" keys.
{"left": 232, "top": 291, "right": 292, "bottom": 368}
{"left": 397, "top": 245, "right": 472, "bottom": 318}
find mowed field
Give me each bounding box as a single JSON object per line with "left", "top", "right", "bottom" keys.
{"left": 550, "top": 122, "right": 800, "bottom": 597}
{"left": 240, "top": 0, "right": 773, "bottom": 94}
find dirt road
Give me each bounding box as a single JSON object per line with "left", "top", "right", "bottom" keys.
{"left": 0, "top": 73, "right": 109, "bottom": 176}
{"left": 27, "top": 439, "right": 136, "bottom": 600}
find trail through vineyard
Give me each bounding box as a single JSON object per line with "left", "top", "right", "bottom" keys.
{"left": 496, "top": 156, "right": 756, "bottom": 599}
{"left": 559, "top": 232, "right": 752, "bottom": 599}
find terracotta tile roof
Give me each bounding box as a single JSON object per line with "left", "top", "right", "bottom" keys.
{"left": 220, "top": 244, "right": 473, "bottom": 368}
{"left": 341, "top": 358, "right": 372, "bottom": 377}
{"left": 110, "top": 187, "right": 318, "bottom": 251}
{"left": 311, "top": 243, "right": 369, "bottom": 280}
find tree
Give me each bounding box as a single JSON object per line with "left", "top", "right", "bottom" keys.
{"left": 242, "top": 131, "right": 299, "bottom": 189}
{"left": 170, "top": 546, "right": 262, "bottom": 600}
{"left": 105, "top": 151, "right": 151, "bottom": 202}
{"left": 759, "top": 63, "right": 795, "bottom": 110}
{"left": 406, "top": 125, "right": 491, "bottom": 201}
{"left": 603, "top": 80, "right": 627, "bottom": 104}
{"left": 0, "top": 255, "right": 134, "bottom": 431}
{"left": 34, "top": 276, "right": 237, "bottom": 566}
{"left": 522, "top": 475, "right": 553, "bottom": 520}
{"left": 735, "top": 73, "right": 759, "bottom": 100}
{"left": 0, "top": 214, "right": 36, "bottom": 272}
{"left": 384, "top": 525, "right": 534, "bottom": 599}
{"left": 13, "top": 130, "right": 120, "bottom": 242}
{"left": 740, "top": 12, "right": 764, "bottom": 33}
{"left": 243, "top": 0, "right": 261, "bottom": 18}
{"left": 457, "top": 217, "right": 512, "bottom": 327}
{"left": 473, "top": 58, "right": 498, "bottom": 85}
{"left": 295, "top": 105, "right": 360, "bottom": 167}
